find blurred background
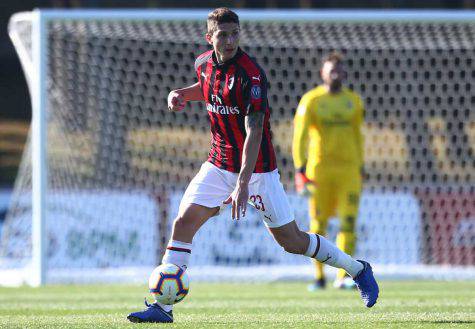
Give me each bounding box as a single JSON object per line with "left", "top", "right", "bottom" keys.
{"left": 0, "top": 1, "right": 474, "bottom": 285}
{"left": 1, "top": 1, "right": 475, "bottom": 187}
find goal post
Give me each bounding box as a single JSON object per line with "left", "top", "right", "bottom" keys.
{"left": 3, "top": 9, "right": 475, "bottom": 286}
{"left": 8, "top": 10, "right": 48, "bottom": 286}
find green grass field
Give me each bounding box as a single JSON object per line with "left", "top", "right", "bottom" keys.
{"left": 0, "top": 281, "right": 473, "bottom": 328}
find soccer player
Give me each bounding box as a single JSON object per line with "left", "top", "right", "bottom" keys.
{"left": 128, "top": 8, "right": 378, "bottom": 323}
{"left": 292, "top": 52, "right": 365, "bottom": 291}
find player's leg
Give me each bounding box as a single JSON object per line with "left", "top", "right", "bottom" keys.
{"left": 334, "top": 167, "right": 362, "bottom": 289}
{"left": 308, "top": 184, "right": 334, "bottom": 290}
{"left": 128, "top": 162, "right": 230, "bottom": 323}
{"left": 254, "top": 170, "right": 378, "bottom": 307}
{"left": 269, "top": 221, "right": 378, "bottom": 307}
{"left": 163, "top": 203, "right": 219, "bottom": 268}
{"left": 268, "top": 220, "right": 364, "bottom": 279}
{"left": 127, "top": 203, "right": 217, "bottom": 323}
{"left": 162, "top": 161, "right": 231, "bottom": 270}
{"left": 253, "top": 170, "right": 363, "bottom": 281}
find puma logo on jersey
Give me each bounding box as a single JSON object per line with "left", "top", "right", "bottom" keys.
{"left": 264, "top": 214, "right": 273, "bottom": 222}
{"left": 201, "top": 72, "right": 207, "bottom": 79}
{"left": 252, "top": 75, "right": 261, "bottom": 82}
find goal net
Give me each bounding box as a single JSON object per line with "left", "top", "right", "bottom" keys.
{"left": 2, "top": 9, "right": 474, "bottom": 285}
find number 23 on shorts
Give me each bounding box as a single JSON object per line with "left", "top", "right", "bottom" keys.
{"left": 249, "top": 194, "right": 266, "bottom": 211}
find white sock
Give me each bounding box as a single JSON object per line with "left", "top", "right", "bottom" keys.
{"left": 304, "top": 233, "right": 363, "bottom": 278}
{"left": 156, "top": 240, "right": 193, "bottom": 312}
{"left": 162, "top": 240, "right": 192, "bottom": 270}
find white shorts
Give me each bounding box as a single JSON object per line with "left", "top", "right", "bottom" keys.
{"left": 179, "top": 161, "right": 294, "bottom": 228}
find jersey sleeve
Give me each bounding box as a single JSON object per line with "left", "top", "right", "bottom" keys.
{"left": 292, "top": 93, "right": 314, "bottom": 170}
{"left": 353, "top": 94, "right": 365, "bottom": 166}
{"left": 194, "top": 56, "right": 204, "bottom": 82}
{"left": 194, "top": 52, "right": 211, "bottom": 98}
{"left": 243, "top": 70, "right": 268, "bottom": 115}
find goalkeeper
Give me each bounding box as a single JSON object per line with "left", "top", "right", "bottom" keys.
{"left": 293, "top": 52, "right": 365, "bottom": 291}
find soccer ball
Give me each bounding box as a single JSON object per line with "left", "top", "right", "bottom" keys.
{"left": 148, "top": 263, "right": 189, "bottom": 305}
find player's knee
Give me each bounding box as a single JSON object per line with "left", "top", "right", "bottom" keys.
{"left": 278, "top": 241, "right": 294, "bottom": 254}
{"left": 340, "top": 216, "right": 356, "bottom": 233}
{"left": 277, "top": 230, "right": 308, "bottom": 255}
{"left": 173, "top": 215, "right": 195, "bottom": 233}
{"left": 280, "top": 241, "right": 301, "bottom": 254}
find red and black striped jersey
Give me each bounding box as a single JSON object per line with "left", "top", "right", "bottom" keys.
{"left": 194, "top": 48, "right": 277, "bottom": 173}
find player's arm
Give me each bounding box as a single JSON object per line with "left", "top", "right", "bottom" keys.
{"left": 225, "top": 110, "right": 264, "bottom": 221}
{"left": 167, "top": 82, "right": 205, "bottom": 112}
{"left": 225, "top": 70, "right": 267, "bottom": 220}
{"left": 292, "top": 94, "right": 313, "bottom": 193}
{"left": 241, "top": 111, "right": 264, "bottom": 182}
{"left": 240, "top": 110, "right": 264, "bottom": 182}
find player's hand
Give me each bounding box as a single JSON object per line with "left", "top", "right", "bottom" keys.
{"left": 167, "top": 90, "right": 186, "bottom": 112}
{"left": 223, "top": 182, "right": 249, "bottom": 220}
{"left": 295, "top": 172, "right": 314, "bottom": 196}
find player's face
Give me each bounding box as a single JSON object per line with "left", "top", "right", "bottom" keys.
{"left": 321, "top": 61, "right": 346, "bottom": 92}
{"left": 206, "top": 23, "right": 240, "bottom": 63}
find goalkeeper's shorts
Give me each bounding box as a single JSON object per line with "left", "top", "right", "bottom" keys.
{"left": 179, "top": 161, "right": 293, "bottom": 228}
{"left": 309, "top": 164, "right": 362, "bottom": 225}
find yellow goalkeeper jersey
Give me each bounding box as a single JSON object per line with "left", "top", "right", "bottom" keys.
{"left": 293, "top": 85, "right": 364, "bottom": 179}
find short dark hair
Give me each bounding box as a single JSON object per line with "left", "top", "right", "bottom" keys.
{"left": 322, "top": 51, "right": 344, "bottom": 66}
{"left": 207, "top": 7, "right": 240, "bottom": 35}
